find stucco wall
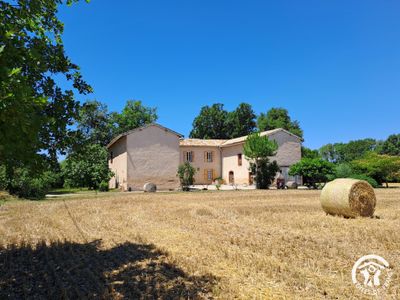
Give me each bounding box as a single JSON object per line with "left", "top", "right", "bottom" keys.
{"left": 179, "top": 146, "right": 222, "bottom": 185}
{"left": 268, "top": 131, "right": 302, "bottom": 167}
{"left": 126, "top": 125, "right": 180, "bottom": 190}
{"left": 221, "top": 130, "right": 302, "bottom": 184}
{"left": 221, "top": 144, "right": 251, "bottom": 185}
{"left": 108, "top": 136, "right": 127, "bottom": 190}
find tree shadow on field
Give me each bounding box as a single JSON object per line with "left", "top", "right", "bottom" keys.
{"left": 0, "top": 240, "right": 216, "bottom": 299}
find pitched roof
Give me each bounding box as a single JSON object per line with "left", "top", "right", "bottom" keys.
{"left": 180, "top": 139, "right": 227, "bottom": 147}
{"left": 220, "top": 128, "right": 302, "bottom": 147}
{"left": 107, "top": 123, "right": 183, "bottom": 148}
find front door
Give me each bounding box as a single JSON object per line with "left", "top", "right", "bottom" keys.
{"left": 248, "top": 172, "right": 253, "bottom": 185}
{"left": 229, "top": 171, "right": 234, "bottom": 184}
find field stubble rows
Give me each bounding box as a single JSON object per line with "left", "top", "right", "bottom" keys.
{"left": 0, "top": 189, "right": 399, "bottom": 299}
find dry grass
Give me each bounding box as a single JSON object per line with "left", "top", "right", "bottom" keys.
{"left": 0, "top": 189, "right": 399, "bottom": 299}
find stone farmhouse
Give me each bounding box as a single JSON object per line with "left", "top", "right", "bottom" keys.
{"left": 107, "top": 123, "right": 302, "bottom": 191}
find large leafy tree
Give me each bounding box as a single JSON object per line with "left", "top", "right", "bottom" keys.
{"left": 379, "top": 134, "right": 400, "bottom": 156}
{"left": 351, "top": 153, "right": 400, "bottom": 187}
{"left": 243, "top": 132, "right": 279, "bottom": 189}
{"left": 289, "top": 158, "right": 335, "bottom": 189}
{"left": 190, "top": 103, "right": 229, "bottom": 139}
{"left": 319, "top": 139, "right": 378, "bottom": 163}
{"left": 226, "top": 103, "right": 256, "bottom": 138}
{"left": 111, "top": 100, "right": 158, "bottom": 136}
{"left": 77, "top": 100, "right": 114, "bottom": 147}
{"left": 63, "top": 144, "right": 113, "bottom": 190}
{"left": 257, "top": 108, "right": 303, "bottom": 138}
{"left": 0, "top": 0, "right": 91, "bottom": 188}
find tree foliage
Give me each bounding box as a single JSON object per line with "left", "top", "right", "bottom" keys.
{"left": 319, "top": 139, "right": 378, "bottom": 163}
{"left": 351, "top": 153, "right": 400, "bottom": 187}
{"left": 226, "top": 103, "right": 256, "bottom": 138}
{"left": 257, "top": 108, "right": 303, "bottom": 138}
{"left": 63, "top": 144, "right": 113, "bottom": 190}
{"left": 244, "top": 132, "right": 279, "bottom": 189}
{"left": 111, "top": 100, "right": 158, "bottom": 136}
{"left": 190, "top": 103, "right": 229, "bottom": 139}
{"left": 301, "top": 146, "right": 320, "bottom": 159}
{"left": 0, "top": 0, "right": 91, "bottom": 193}
{"left": 77, "top": 100, "right": 114, "bottom": 147}
{"left": 177, "top": 162, "right": 196, "bottom": 191}
{"left": 379, "top": 134, "right": 400, "bottom": 156}
{"left": 289, "top": 158, "right": 335, "bottom": 188}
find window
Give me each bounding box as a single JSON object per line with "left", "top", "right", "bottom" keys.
{"left": 184, "top": 151, "right": 194, "bottom": 162}
{"left": 238, "top": 153, "right": 242, "bottom": 166}
{"left": 204, "top": 169, "right": 214, "bottom": 181}
{"left": 205, "top": 151, "right": 213, "bottom": 162}
{"left": 110, "top": 151, "right": 114, "bottom": 163}
{"left": 207, "top": 170, "right": 213, "bottom": 181}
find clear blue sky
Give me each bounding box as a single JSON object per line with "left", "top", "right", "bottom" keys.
{"left": 58, "top": 0, "right": 400, "bottom": 149}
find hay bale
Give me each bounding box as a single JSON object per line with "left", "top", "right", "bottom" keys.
{"left": 286, "top": 181, "right": 298, "bottom": 189}
{"left": 143, "top": 182, "right": 157, "bottom": 193}
{"left": 320, "top": 178, "right": 376, "bottom": 218}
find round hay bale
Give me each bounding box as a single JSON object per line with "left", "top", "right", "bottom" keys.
{"left": 143, "top": 182, "right": 157, "bottom": 193}
{"left": 320, "top": 178, "right": 376, "bottom": 218}
{"left": 286, "top": 181, "right": 298, "bottom": 189}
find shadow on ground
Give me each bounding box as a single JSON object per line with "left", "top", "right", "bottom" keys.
{"left": 0, "top": 240, "right": 215, "bottom": 299}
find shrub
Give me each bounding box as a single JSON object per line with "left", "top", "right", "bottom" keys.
{"left": 9, "top": 168, "right": 52, "bottom": 199}
{"left": 177, "top": 162, "right": 196, "bottom": 191}
{"left": 289, "top": 158, "right": 335, "bottom": 189}
{"left": 99, "top": 181, "right": 109, "bottom": 192}
{"left": 0, "top": 165, "right": 6, "bottom": 190}
{"left": 335, "top": 163, "right": 353, "bottom": 179}
{"left": 348, "top": 174, "right": 379, "bottom": 188}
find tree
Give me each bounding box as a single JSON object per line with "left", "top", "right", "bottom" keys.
{"left": 226, "top": 103, "right": 256, "bottom": 138}
{"left": 177, "top": 162, "right": 196, "bottom": 191}
{"left": 77, "top": 100, "right": 114, "bottom": 147}
{"left": 351, "top": 153, "right": 400, "bottom": 187}
{"left": 111, "top": 100, "right": 158, "bottom": 136}
{"left": 63, "top": 144, "right": 113, "bottom": 190}
{"left": 319, "top": 139, "right": 378, "bottom": 163}
{"left": 190, "top": 103, "right": 229, "bottom": 139}
{"left": 257, "top": 108, "right": 303, "bottom": 138}
{"left": 289, "top": 158, "right": 335, "bottom": 189}
{"left": 301, "top": 146, "right": 320, "bottom": 159}
{"left": 243, "top": 132, "right": 279, "bottom": 189}
{"left": 0, "top": 0, "right": 91, "bottom": 192}
{"left": 379, "top": 134, "right": 400, "bottom": 156}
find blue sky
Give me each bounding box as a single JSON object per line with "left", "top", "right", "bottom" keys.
{"left": 59, "top": 0, "right": 400, "bottom": 149}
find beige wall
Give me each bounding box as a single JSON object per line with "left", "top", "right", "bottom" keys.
{"left": 179, "top": 146, "right": 222, "bottom": 185}
{"left": 268, "top": 131, "right": 302, "bottom": 167}
{"left": 221, "top": 130, "right": 302, "bottom": 184}
{"left": 108, "top": 137, "right": 127, "bottom": 190}
{"left": 126, "top": 125, "right": 180, "bottom": 190}
{"left": 221, "top": 144, "right": 251, "bottom": 185}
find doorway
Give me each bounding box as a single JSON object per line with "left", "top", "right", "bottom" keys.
{"left": 229, "top": 171, "right": 234, "bottom": 184}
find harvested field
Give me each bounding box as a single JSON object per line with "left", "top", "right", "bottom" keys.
{"left": 0, "top": 189, "right": 399, "bottom": 299}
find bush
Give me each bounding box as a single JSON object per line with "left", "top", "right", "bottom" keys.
{"left": 9, "top": 168, "right": 52, "bottom": 199}
{"left": 0, "top": 165, "right": 6, "bottom": 190}
{"left": 99, "top": 181, "right": 109, "bottom": 192}
{"left": 335, "top": 163, "right": 353, "bottom": 178}
{"left": 177, "top": 162, "right": 196, "bottom": 191}
{"left": 289, "top": 158, "right": 335, "bottom": 189}
{"left": 348, "top": 174, "right": 379, "bottom": 188}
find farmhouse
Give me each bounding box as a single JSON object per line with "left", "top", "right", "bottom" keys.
{"left": 107, "top": 123, "right": 302, "bottom": 190}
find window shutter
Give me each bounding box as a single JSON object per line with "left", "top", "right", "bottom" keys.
{"left": 191, "top": 151, "right": 195, "bottom": 162}
{"left": 212, "top": 169, "right": 215, "bottom": 180}
{"left": 183, "top": 151, "right": 187, "bottom": 161}
{"left": 204, "top": 151, "right": 207, "bottom": 162}
{"left": 204, "top": 169, "right": 207, "bottom": 181}
{"left": 211, "top": 151, "right": 214, "bottom": 162}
